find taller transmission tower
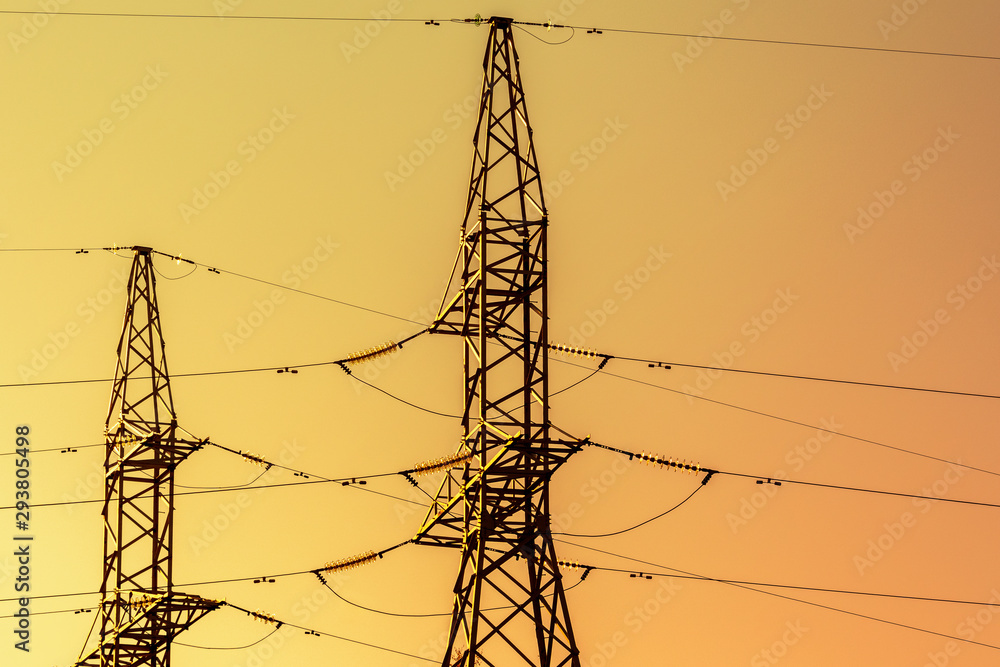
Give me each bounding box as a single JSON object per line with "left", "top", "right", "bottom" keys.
{"left": 418, "top": 18, "right": 581, "bottom": 667}
{"left": 77, "top": 246, "right": 219, "bottom": 667}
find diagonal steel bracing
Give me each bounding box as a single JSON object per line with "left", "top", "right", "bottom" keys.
{"left": 418, "top": 18, "right": 582, "bottom": 667}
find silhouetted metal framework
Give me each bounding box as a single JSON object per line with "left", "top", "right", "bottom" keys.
{"left": 419, "top": 18, "right": 581, "bottom": 667}
{"left": 77, "top": 247, "right": 218, "bottom": 667}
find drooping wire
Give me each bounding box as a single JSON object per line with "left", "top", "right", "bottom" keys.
{"left": 220, "top": 601, "right": 437, "bottom": 663}
{"left": 552, "top": 476, "right": 709, "bottom": 538}
{"left": 320, "top": 574, "right": 588, "bottom": 619}
{"left": 338, "top": 363, "right": 462, "bottom": 419}
{"left": 173, "top": 627, "right": 280, "bottom": 650}
{"left": 512, "top": 23, "right": 575, "bottom": 46}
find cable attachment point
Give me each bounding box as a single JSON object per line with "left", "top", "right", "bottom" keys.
{"left": 401, "top": 471, "right": 420, "bottom": 487}
{"left": 322, "top": 550, "right": 378, "bottom": 574}
{"left": 346, "top": 341, "right": 399, "bottom": 366}
{"left": 637, "top": 451, "right": 701, "bottom": 474}
{"left": 240, "top": 451, "right": 271, "bottom": 469}
{"left": 549, "top": 342, "right": 599, "bottom": 359}
{"left": 247, "top": 608, "right": 281, "bottom": 628}
{"left": 411, "top": 451, "right": 474, "bottom": 476}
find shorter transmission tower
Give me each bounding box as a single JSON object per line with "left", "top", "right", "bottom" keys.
{"left": 77, "top": 246, "right": 219, "bottom": 667}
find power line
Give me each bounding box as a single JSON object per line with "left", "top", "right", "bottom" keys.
{"left": 582, "top": 440, "right": 1000, "bottom": 511}
{"left": 0, "top": 10, "right": 446, "bottom": 23}
{"left": 557, "top": 358, "right": 1000, "bottom": 479}
{"left": 0, "top": 434, "right": 461, "bottom": 511}
{"left": 0, "top": 473, "right": 425, "bottom": 511}
{"left": 222, "top": 601, "right": 437, "bottom": 663}
{"left": 514, "top": 20, "right": 1000, "bottom": 61}
{"left": 0, "top": 10, "right": 994, "bottom": 61}
{"left": 149, "top": 250, "right": 428, "bottom": 327}
{"left": 1, "top": 330, "right": 429, "bottom": 390}
{"left": 556, "top": 540, "right": 1000, "bottom": 652}
{"left": 610, "top": 354, "right": 1000, "bottom": 400}
{"left": 0, "top": 441, "right": 103, "bottom": 456}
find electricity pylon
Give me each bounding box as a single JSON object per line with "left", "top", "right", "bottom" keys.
{"left": 417, "top": 18, "right": 582, "bottom": 667}
{"left": 77, "top": 246, "right": 219, "bottom": 667}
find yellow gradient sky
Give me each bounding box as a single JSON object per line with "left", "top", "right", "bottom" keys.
{"left": 1, "top": 1, "right": 999, "bottom": 665}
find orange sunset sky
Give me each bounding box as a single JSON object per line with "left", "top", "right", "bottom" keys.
{"left": 1, "top": 1, "right": 999, "bottom": 665}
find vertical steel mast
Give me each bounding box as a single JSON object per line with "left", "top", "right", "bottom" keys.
{"left": 418, "top": 18, "right": 582, "bottom": 667}
{"left": 77, "top": 246, "right": 218, "bottom": 667}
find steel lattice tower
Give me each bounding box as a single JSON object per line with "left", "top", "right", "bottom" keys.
{"left": 417, "top": 18, "right": 581, "bottom": 667}
{"left": 77, "top": 246, "right": 219, "bottom": 667}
